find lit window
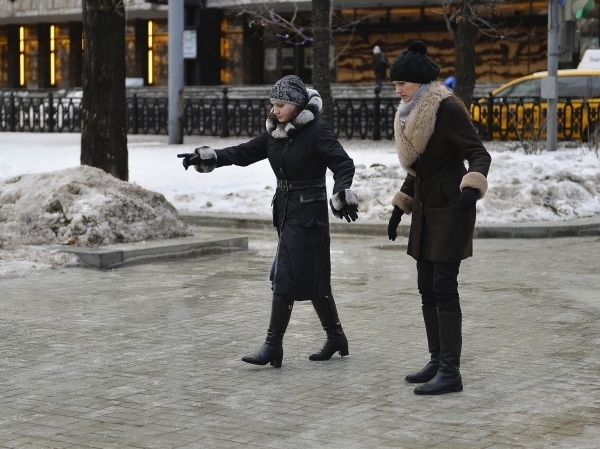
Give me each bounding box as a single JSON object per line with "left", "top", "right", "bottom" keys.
{"left": 50, "top": 25, "right": 56, "bottom": 86}
{"left": 148, "top": 21, "right": 153, "bottom": 85}
{"left": 19, "top": 26, "right": 25, "bottom": 86}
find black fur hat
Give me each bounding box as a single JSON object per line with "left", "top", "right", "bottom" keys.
{"left": 389, "top": 41, "right": 440, "bottom": 84}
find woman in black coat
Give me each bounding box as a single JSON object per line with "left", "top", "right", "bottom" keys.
{"left": 178, "top": 75, "right": 359, "bottom": 368}
{"left": 387, "top": 42, "right": 492, "bottom": 395}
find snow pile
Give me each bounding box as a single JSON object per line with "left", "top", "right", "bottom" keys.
{"left": 478, "top": 148, "right": 600, "bottom": 221}
{"left": 0, "top": 165, "right": 192, "bottom": 277}
{"left": 9, "top": 134, "right": 597, "bottom": 224}
{"left": 0, "top": 165, "right": 192, "bottom": 248}
{"left": 351, "top": 163, "right": 407, "bottom": 221}
{"left": 168, "top": 144, "right": 600, "bottom": 223}
{"left": 349, "top": 146, "right": 600, "bottom": 222}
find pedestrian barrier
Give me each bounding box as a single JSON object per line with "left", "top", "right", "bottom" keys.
{"left": 470, "top": 93, "right": 600, "bottom": 142}
{"left": 1, "top": 89, "right": 594, "bottom": 141}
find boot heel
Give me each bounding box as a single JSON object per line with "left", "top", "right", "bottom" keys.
{"left": 270, "top": 358, "right": 282, "bottom": 368}
{"left": 339, "top": 344, "right": 349, "bottom": 357}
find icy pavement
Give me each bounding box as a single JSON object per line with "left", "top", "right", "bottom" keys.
{"left": 0, "top": 227, "right": 599, "bottom": 448}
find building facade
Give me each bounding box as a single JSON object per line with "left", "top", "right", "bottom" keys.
{"left": 0, "top": 0, "right": 598, "bottom": 89}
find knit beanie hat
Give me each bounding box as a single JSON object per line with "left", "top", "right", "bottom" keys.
{"left": 389, "top": 41, "right": 440, "bottom": 84}
{"left": 270, "top": 75, "right": 309, "bottom": 106}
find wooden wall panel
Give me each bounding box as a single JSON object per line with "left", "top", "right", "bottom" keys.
{"left": 335, "top": 25, "right": 548, "bottom": 84}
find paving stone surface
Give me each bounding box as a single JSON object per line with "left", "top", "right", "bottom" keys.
{"left": 1, "top": 227, "right": 599, "bottom": 448}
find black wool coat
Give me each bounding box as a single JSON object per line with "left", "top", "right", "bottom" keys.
{"left": 215, "top": 118, "right": 355, "bottom": 302}
{"left": 392, "top": 82, "right": 491, "bottom": 262}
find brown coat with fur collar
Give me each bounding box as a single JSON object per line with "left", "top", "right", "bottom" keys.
{"left": 392, "top": 82, "right": 491, "bottom": 262}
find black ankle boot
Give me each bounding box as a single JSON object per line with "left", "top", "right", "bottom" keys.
{"left": 309, "top": 295, "right": 349, "bottom": 361}
{"left": 405, "top": 306, "right": 440, "bottom": 383}
{"left": 242, "top": 294, "right": 293, "bottom": 367}
{"left": 414, "top": 312, "right": 463, "bottom": 395}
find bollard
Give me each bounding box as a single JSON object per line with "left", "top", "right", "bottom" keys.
{"left": 132, "top": 93, "right": 139, "bottom": 135}
{"left": 221, "top": 87, "right": 230, "bottom": 138}
{"left": 373, "top": 85, "right": 381, "bottom": 141}
{"left": 9, "top": 92, "right": 16, "bottom": 132}
{"left": 48, "top": 92, "right": 54, "bottom": 133}
{"left": 486, "top": 93, "right": 494, "bottom": 140}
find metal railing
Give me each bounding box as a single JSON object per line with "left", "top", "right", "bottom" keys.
{"left": 2, "top": 89, "right": 599, "bottom": 141}
{"left": 469, "top": 93, "right": 600, "bottom": 141}
{"left": 125, "top": 88, "right": 399, "bottom": 139}
{"left": 0, "top": 93, "right": 82, "bottom": 133}
{"left": 0, "top": 88, "right": 398, "bottom": 139}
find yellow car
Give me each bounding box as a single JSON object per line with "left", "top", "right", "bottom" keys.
{"left": 471, "top": 69, "right": 600, "bottom": 142}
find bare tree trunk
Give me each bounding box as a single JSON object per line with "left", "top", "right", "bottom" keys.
{"left": 311, "top": 0, "right": 333, "bottom": 125}
{"left": 453, "top": 16, "right": 479, "bottom": 111}
{"left": 81, "top": 0, "right": 128, "bottom": 181}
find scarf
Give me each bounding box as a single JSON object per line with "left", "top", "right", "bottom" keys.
{"left": 398, "top": 83, "right": 431, "bottom": 126}
{"left": 266, "top": 89, "right": 323, "bottom": 139}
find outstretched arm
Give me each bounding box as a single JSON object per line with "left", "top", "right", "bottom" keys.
{"left": 177, "top": 132, "right": 270, "bottom": 173}
{"left": 215, "top": 131, "right": 270, "bottom": 168}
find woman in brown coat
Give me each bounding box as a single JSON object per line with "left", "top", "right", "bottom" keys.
{"left": 387, "top": 41, "right": 491, "bottom": 395}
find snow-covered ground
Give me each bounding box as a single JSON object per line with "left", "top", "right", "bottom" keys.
{"left": 1, "top": 132, "right": 599, "bottom": 277}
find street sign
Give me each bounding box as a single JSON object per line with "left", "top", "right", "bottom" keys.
{"left": 183, "top": 29, "right": 197, "bottom": 59}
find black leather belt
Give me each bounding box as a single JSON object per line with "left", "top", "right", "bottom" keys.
{"left": 276, "top": 177, "right": 326, "bottom": 192}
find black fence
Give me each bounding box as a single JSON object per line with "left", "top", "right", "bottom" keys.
{"left": 470, "top": 94, "right": 600, "bottom": 142}
{"left": 0, "top": 93, "right": 82, "bottom": 133}
{"left": 2, "top": 89, "right": 599, "bottom": 141}
{"left": 0, "top": 88, "right": 397, "bottom": 140}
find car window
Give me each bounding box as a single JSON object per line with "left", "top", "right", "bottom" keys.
{"left": 495, "top": 79, "right": 541, "bottom": 98}
{"left": 558, "top": 75, "right": 600, "bottom": 98}
{"left": 512, "top": 79, "right": 541, "bottom": 97}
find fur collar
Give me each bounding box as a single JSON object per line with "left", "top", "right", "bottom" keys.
{"left": 394, "top": 81, "right": 453, "bottom": 176}
{"left": 266, "top": 88, "right": 323, "bottom": 139}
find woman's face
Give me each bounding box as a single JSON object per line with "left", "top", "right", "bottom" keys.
{"left": 271, "top": 101, "right": 298, "bottom": 123}
{"left": 393, "top": 81, "right": 421, "bottom": 102}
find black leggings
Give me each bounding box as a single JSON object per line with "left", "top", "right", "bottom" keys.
{"left": 417, "top": 259, "right": 461, "bottom": 314}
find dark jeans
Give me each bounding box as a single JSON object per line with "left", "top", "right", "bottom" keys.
{"left": 417, "top": 259, "right": 461, "bottom": 314}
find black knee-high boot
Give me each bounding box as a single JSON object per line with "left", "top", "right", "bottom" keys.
{"left": 405, "top": 305, "right": 440, "bottom": 383}
{"left": 309, "top": 295, "right": 349, "bottom": 361}
{"left": 414, "top": 312, "right": 463, "bottom": 395}
{"left": 241, "top": 294, "right": 293, "bottom": 368}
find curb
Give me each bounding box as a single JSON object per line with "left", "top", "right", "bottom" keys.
{"left": 180, "top": 213, "right": 600, "bottom": 239}
{"left": 51, "top": 236, "right": 248, "bottom": 269}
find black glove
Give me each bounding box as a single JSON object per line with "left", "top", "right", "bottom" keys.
{"left": 177, "top": 146, "right": 217, "bottom": 173}
{"left": 329, "top": 189, "right": 359, "bottom": 223}
{"left": 340, "top": 204, "right": 359, "bottom": 223}
{"left": 457, "top": 187, "right": 479, "bottom": 213}
{"left": 388, "top": 206, "right": 404, "bottom": 241}
{"left": 177, "top": 152, "right": 200, "bottom": 170}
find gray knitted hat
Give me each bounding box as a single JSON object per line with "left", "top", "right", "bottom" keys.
{"left": 390, "top": 41, "right": 440, "bottom": 84}
{"left": 270, "top": 75, "right": 309, "bottom": 106}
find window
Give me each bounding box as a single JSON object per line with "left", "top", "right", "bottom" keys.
{"left": 496, "top": 79, "right": 541, "bottom": 98}
{"left": 0, "top": 28, "right": 7, "bottom": 88}
{"left": 53, "top": 25, "right": 70, "bottom": 88}
{"left": 558, "top": 75, "right": 600, "bottom": 98}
